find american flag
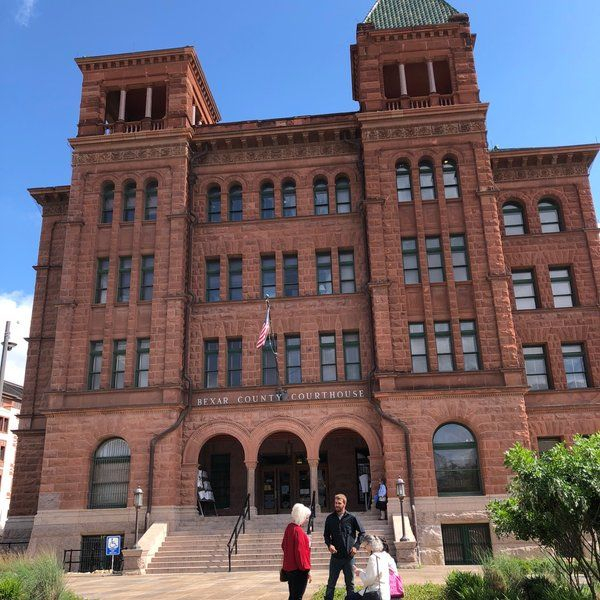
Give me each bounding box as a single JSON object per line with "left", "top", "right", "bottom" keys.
{"left": 256, "top": 305, "right": 271, "bottom": 349}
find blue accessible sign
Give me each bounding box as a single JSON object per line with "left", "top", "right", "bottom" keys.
{"left": 105, "top": 535, "right": 121, "bottom": 556}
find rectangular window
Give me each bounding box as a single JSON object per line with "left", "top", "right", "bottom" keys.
{"left": 320, "top": 333, "right": 337, "bottom": 382}
{"left": 122, "top": 185, "right": 136, "bottom": 222}
{"left": 550, "top": 267, "right": 574, "bottom": 308}
{"left": 88, "top": 341, "right": 103, "bottom": 390}
{"left": 228, "top": 257, "right": 242, "bottom": 301}
{"left": 450, "top": 235, "right": 470, "bottom": 282}
{"left": 204, "top": 340, "right": 219, "bottom": 389}
{"left": 0, "top": 444, "right": 5, "bottom": 462}
{"left": 139, "top": 255, "right": 154, "bottom": 301}
{"left": 409, "top": 323, "right": 428, "bottom": 373}
{"left": 261, "top": 255, "right": 276, "bottom": 298}
{"left": 285, "top": 335, "right": 302, "bottom": 384}
{"left": 512, "top": 270, "right": 537, "bottom": 310}
{"left": 117, "top": 257, "right": 132, "bottom": 303}
{"left": 262, "top": 336, "right": 278, "bottom": 385}
{"left": 227, "top": 339, "right": 242, "bottom": 387}
{"left": 111, "top": 340, "right": 126, "bottom": 389}
{"left": 206, "top": 258, "right": 220, "bottom": 302}
{"left": 339, "top": 250, "right": 356, "bottom": 293}
{"left": 95, "top": 258, "right": 109, "bottom": 304}
{"left": 426, "top": 237, "right": 445, "bottom": 283}
{"left": 562, "top": 343, "right": 588, "bottom": 389}
{"left": 460, "top": 321, "right": 481, "bottom": 371}
{"left": 208, "top": 189, "right": 221, "bottom": 223}
{"left": 442, "top": 524, "right": 492, "bottom": 566}
{"left": 537, "top": 437, "right": 562, "bottom": 454}
{"left": 135, "top": 338, "right": 150, "bottom": 388}
{"left": 283, "top": 254, "right": 299, "bottom": 297}
{"left": 316, "top": 251, "right": 333, "bottom": 295}
{"left": 282, "top": 182, "right": 297, "bottom": 217}
{"left": 401, "top": 239, "right": 420, "bottom": 284}
{"left": 343, "top": 332, "right": 361, "bottom": 380}
{"left": 0, "top": 419, "right": 8, "bottom": 434}
{"left": 523, "top": 345, "right": 550, "bottom": 390}
{"left": 434, "top": 322, "right": 454, "bottom": 372}
{"left": 314, "top": 181, "right": 329, "bottom": 215}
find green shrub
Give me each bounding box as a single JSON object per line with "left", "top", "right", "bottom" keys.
{"left": 481, "top": 555, "right": 554, "bottom": 597}
{"left": 445, "top": 570, "right": 499, "bottom": 600}
{"left": 404, "top": 582, "right": 445, "bottom": 599}
{"left": 0, "top": 575, "right": 22, "bottom": 600}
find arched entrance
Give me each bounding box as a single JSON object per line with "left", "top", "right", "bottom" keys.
{"left": 198, "top": 435, "right": 246, "bottom": 516}
{"left": 256, "top": 433, "right": 309, "bottom": 514}
{"left": 319, "top": 429, "right": 371, "bottom": 512}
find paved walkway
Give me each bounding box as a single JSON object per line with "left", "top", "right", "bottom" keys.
{"left": 67, "top": 566, "right": 478, "bottom": 599}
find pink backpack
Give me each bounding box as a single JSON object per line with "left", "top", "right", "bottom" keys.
{"left": 389, "top": 569, "right": 404, "bottom": 598}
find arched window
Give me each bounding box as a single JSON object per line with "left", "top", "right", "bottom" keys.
{"left": 396, "top": 162, "right": 412, "bottom": 202}
{"left": 335, "top": 176, "right": 351, "bottom": 213}
{"left": 144, "top": 179, "right": 158, "bottom": 221}
{"left": 433, "top": 423, "right": 482, "bottom": 495}
{"left": 502, "top": 202, "right": 525, "bottom": 235}
{"left": 88, "top": 438, "right": 131, "bottom": 509}
{"left": 538, "top": 199, "right": 562, "bottom": 233}
{"left": 229, "top": 185, "right": 243, "bottom": 221}
{"left": 419, "top": 161, "right": 436, "bottom": 200}
{"left": 282, "top": 180, "right": 297, "bottom": 217}
{"left": 442, "top": 158, "right": 460, "bottom": 199}
{"left": 101, "top": 182, "right": 115, "bottom": 224}
{"left": 314, "top": 178, "right": 329, "bottom": 215}
{"left": 260, "top": 182, "right": 275, "bottom": 219}
{"left": 122, "top": 181, "right": 136, "bottom": 222}
{"left": 207, "top": 185, "right": 221, "bottom": 223}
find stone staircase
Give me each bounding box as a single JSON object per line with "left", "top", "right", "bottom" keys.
{"left": 146, "top": 511, "right": 396, "bottom": 574}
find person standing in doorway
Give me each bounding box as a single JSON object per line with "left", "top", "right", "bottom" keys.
{"left": 375, "top": 478, "right": 387, "bottom": 520}
{"left": 323, "top": 493, "right": 365, "bottom": 600}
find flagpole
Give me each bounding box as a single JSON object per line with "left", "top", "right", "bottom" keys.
{"left": 263, "top": 296, "right": 286, "bottom": 401}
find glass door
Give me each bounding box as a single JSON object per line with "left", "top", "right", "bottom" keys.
{"left": 262, "top": 470, "right": 277, "bottom": 514}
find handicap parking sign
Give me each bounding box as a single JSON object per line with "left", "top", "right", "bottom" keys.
{"left": 105, "top": 535, "right": 121, "bottom": 556}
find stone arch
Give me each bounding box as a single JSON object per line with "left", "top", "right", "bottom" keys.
{"left": 182, "top": 420, "right": 251, "bottom": 465}
{"left": 313, "top": 414, "right": 383, "bottom": 459}
{"left": 249, "top": 417, "right": 313, "bottom": 462}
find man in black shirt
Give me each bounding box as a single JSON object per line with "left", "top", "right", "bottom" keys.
{"left": 323, "top": 493, "right": 365, "bottom": 600}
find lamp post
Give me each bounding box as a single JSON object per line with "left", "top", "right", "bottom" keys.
{"left": 134, "top": 486, "right": 143, "bottom": 548}
{"left": 396, "top": 477, "right": 408, "bottom": 541}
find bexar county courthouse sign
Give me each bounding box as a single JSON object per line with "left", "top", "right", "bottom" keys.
{"left": 196, "top": 387, "right": 368, "bottom": 407}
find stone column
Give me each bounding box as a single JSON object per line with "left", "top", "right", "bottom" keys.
{"left": 308, "top": 459, "right": 320, "bottom": 513}
{"left": 145, "top": 87, "right": 153, "bottom": 119}
{"left": 245, "top": 461, "right": 258, "bottom": 516}
{"left": 118, "top": 89, "right": 127, "bottom": 121}
{"left": 426, "top": 61, "right": 437, "bottom": 94}
{"left": 398, "top": 63, "right": 408, "bottom": 96}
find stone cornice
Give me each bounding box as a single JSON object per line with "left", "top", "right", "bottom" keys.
{"left": 493, "top": 163, "right": 589, "bottom": 182}
{"left": 361, "top": 118, "right": 485, "bottom": 142}
{"left": 72, "top": 143, "right": 188, "bottom": 166}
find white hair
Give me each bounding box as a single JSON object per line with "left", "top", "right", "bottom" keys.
{"left": 291, "top": 503, "right": 312, "bottom": 526}
{"left": 363, "top": 534, "right": 384, "bottom": 552}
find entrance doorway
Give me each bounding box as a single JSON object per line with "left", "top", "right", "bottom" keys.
{"left": 257, "top": 433, "right": 309, "bottom": 514}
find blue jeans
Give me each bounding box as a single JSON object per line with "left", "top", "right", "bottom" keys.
{"left": 325, "top": 555, "right": 355, "bottom": 600}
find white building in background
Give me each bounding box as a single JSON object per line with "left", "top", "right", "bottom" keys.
{"left": 0, "top": 383, "right": 21, "bottom": 529}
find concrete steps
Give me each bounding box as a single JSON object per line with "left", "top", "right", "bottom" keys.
{"left": 146, "top": 512, "right": 396, "bottom": 574}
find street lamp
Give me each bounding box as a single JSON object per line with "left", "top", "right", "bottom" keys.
{"left": 134, "top": 487, "right": 143, "bottom": 548}
{"left": 396, "top": 477, "right": 408, "bottom": 541}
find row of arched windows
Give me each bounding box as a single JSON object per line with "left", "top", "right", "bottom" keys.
{"left": 502, "top": 198, "right": 562, "bottom": 236}
{"left": 396, "top": 158, "right": 460, "bottom": 203}
{"left": 100, "top": 180, "right": 158, "bottom": 224}
{"left": 87, "top": 423, "right": 482, "bottom": 508}
{"left": 206, "top": 176, "right": 352, "bottom": 222}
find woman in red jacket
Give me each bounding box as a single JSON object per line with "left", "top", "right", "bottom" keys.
{"left": 281, "top": 503, "right": 313, "bottom": 600}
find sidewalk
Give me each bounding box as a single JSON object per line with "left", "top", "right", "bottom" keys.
{"left": 67, "top": 566, "right": 478, "bottom": 599}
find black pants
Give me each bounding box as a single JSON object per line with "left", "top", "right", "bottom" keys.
{"left": 325, "top": 556, "right": 355, "bottom": 600}
{"left": 286, "top": 569, "right": 309, "bottom": 600}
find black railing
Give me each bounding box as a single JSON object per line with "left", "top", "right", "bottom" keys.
{"left": 63, "top": 546, "right": 125, "bottom": 573}
{"left": 306, "top": 491, "right": 317, "bottom": 535}
{"left": 227, "top": 494, "right": 251, "bottom": 572}
{"left": 0, "top": 542, "right": 28, "bottom": 553}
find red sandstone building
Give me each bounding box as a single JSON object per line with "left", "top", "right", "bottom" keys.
{"left": 6, "top": 0, "right": 600, "bottom": 569}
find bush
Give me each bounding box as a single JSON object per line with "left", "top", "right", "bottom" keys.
{"left": 0, "top": 575, "right": 22, "bottom": 600}
{"left": 482, "top": 554, "right": 554, "bottom": 597}
{"left": 445, "top": 570, "right": 500, "bottom": 600}
{"left": 404, "top": 583, "right": 445, "bottom": 599}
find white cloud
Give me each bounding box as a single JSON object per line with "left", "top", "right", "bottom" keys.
{"left": 0, "top": 292, "right": 33, "bottom": 386}
{"left": 15, "top": 0, "right": 37, "bottom": 26}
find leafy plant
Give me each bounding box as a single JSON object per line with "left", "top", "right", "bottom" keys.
{"left": 0, "top": 575, "right": 22, "bottom": 600}
{"left": 445, "top": 570, "right": 501, "bottom": 600}
{"left": 488, "top": 434, "right": 600, "bottom": 599}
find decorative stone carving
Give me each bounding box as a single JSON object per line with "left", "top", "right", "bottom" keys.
{"left": 493, "top": 164, "right": 589, "bottom": 182}
{"left": 72, "top": 144, "right": 188, "bottom": 166}
{"left": 362, "top": 120, "right": 485, "bottom": 142}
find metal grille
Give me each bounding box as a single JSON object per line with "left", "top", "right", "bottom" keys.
{"left": 74, "top": 534, "right": 124, "bottom": 573}
{"left": 89, "top": 438, "right": 130, "bottom": 509}
{"left": 442, "top": 523, "right": 492, "bottom": 565}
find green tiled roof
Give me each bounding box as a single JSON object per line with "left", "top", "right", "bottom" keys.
{"left": 364, "top": 0, "right": 460, "bottom": 29}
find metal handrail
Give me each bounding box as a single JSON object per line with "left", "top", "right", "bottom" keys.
{"left": 227, "top": 493, "right": 251, "bottom": 572}
{"left": 306, "top": 490, "right": 317, "bottom": 535}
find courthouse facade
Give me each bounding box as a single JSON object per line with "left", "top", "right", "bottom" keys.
{"left": 6, "top": 0, "right": 600, "bottom": 565}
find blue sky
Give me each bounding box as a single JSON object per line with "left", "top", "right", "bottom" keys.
{"left": 0, "top": 0, "right": 599, "bottom": 381}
